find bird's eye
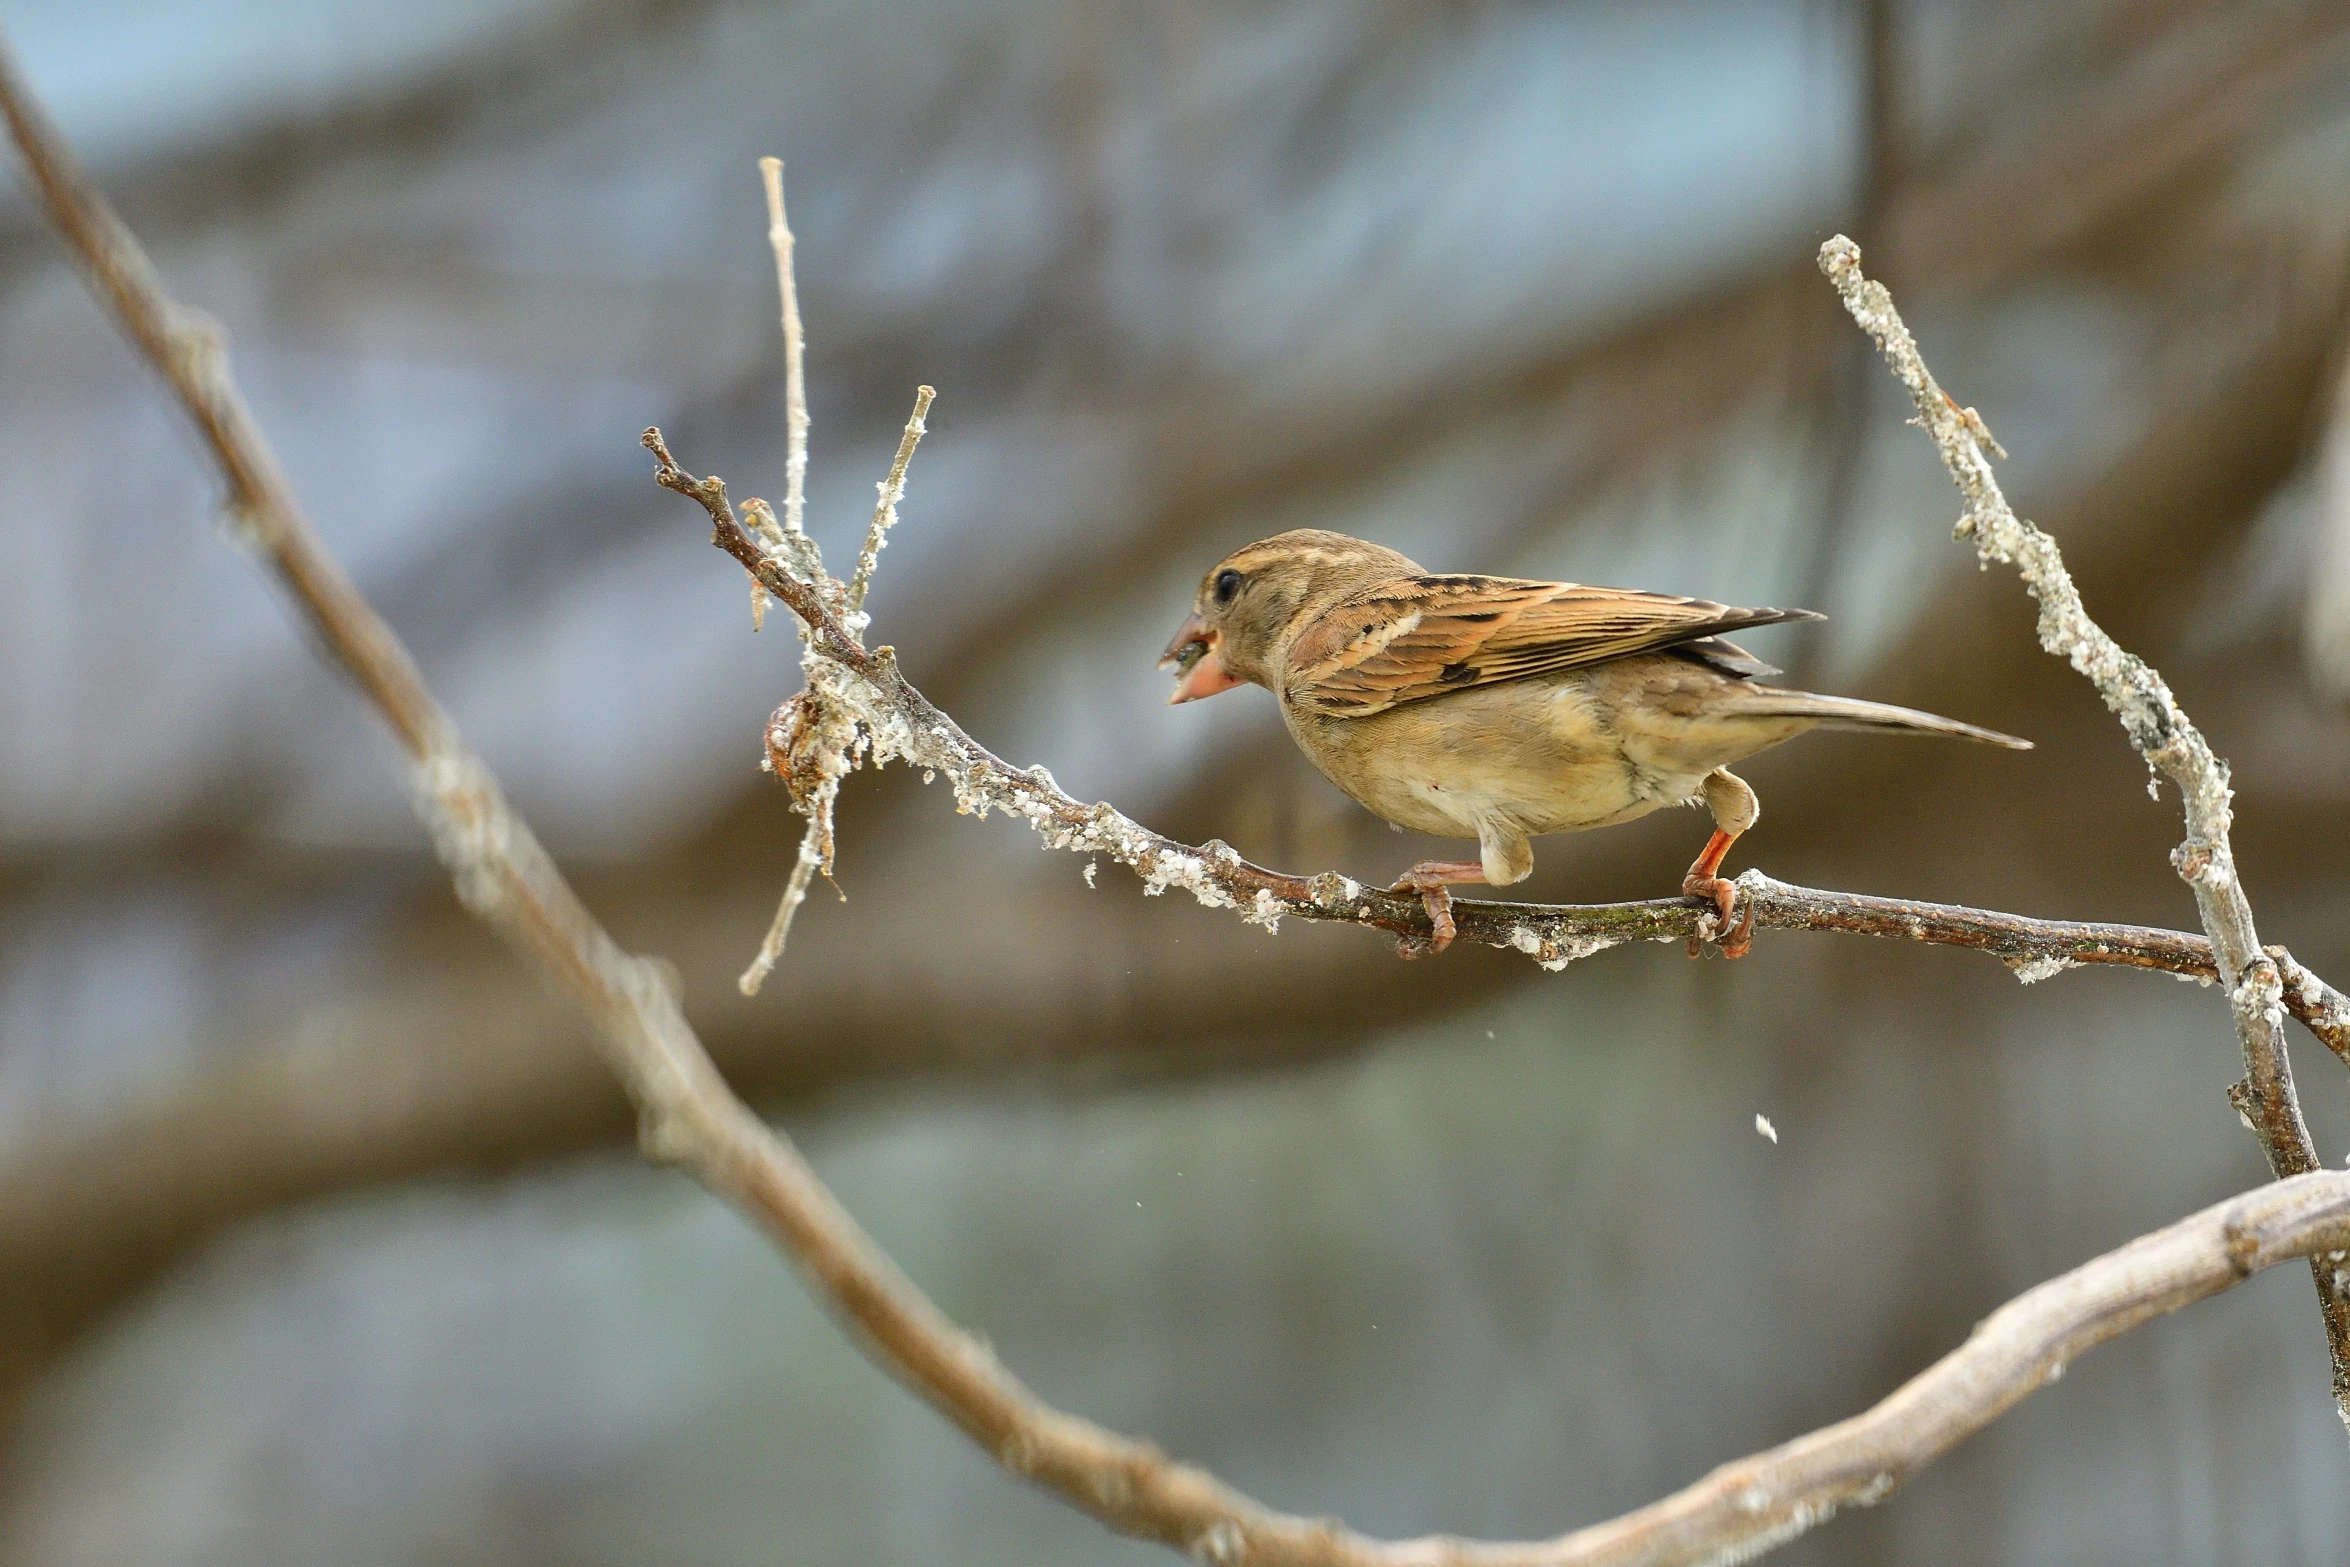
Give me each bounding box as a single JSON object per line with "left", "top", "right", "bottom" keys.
{"left": 1213, "top": 569, "right": 1243, "bottom": 606}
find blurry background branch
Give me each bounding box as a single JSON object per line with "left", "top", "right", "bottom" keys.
{"left": 9, "top": 5, "right": 2350, "bottom": 1561}
{"left": 13, "top": 1, "right": 2350, "bottom": 1540}
{"left": 2309, "top": 352, "right": 2350, "bottom": 703}
{"left": 12, "top": 7, "right": 2350, "bottom": 1383}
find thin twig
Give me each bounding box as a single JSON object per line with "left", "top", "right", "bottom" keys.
{"left": 743, "top": 495, "right": 823, "bottom": 632}
{"left": 746, "top": 160, "right": 806, "bottom": 629}
{"left": 761, "top": 156, "right": 810, "bottom": 538}
{"left": 739, "top": 815, "right": 825, "bottom": 997}
{"left": 1819, "top": 232, "right": 2350, "bottom": 1433}
{"left": 733, "top": 672, "right": 858, "bottom": 997}
{"left": 846, "top": 385, "right": 934, "bottom": 623}
{"left": 2281, "top": 951, "right": 2350, "bottom": 1065}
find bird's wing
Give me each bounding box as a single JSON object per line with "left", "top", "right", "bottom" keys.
{"left": 1284, "top": 575, "right": 1820, "bottom": 717}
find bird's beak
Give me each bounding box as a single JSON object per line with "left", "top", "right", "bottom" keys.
{"left": 1159, "top": 614, "right": 1242, "bottom": 704}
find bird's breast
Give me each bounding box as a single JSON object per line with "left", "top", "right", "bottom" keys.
{"left": 1280, "top": 676, "right": 1670, "bottom": 840}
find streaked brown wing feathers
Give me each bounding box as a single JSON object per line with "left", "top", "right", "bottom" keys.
{"left": 1288, "top": 575, "right": 1817, "bottom": 716}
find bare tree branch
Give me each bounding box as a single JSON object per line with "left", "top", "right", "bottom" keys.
{"left": 1819, "top": 232, "right": 2350, "bottom": 1433}
{"left": 15, "top": 21, "right": 2350, "bottom": 1558}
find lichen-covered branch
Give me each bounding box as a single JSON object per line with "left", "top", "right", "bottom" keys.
{"left": 641, "top": 430, "right": 2350, "bottom": 1061}
{"left": 732, "top": 376, "right": 932, "bottom": 992}
{"left": 1818, "top": 232, "right": 2350, "bottom": 1431}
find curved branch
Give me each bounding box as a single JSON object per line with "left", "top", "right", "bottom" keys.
{"left": 1528, "top": 1171, "right": 2350, "bottom": 1567}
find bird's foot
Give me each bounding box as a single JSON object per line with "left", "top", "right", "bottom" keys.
{"left": 1682, "top": 867, "right": 1736, "bottom": 930}
{"left": 1389, "top": 861, "right": 1483, "bottom": 957}
{"left": 1718, "top": 895, "right": 1756, "bottom": 959}
{"left": 1682, "top": 869, "right": 1757, "bottom": 958}
{"left": 1390, "top": 884, "right": 1457, "bottom": 958}
{"left": 1680, "top": 827, "right": 1754, "bottom": 960}
{"left": 1680, "top": 881, "right": 1754, "bottom": 959}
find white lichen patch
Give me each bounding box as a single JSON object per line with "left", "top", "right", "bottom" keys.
{"left": 1306, "top": 872, "right": 1360, "bottom": 907}
{"left": 1133, "top": 850, "right": 1239, "bottom": 910}
{"left": 1140, "top": 852, "right": 1201, "bottom": 897}
{"left": 1507, "top": 925, "right": 1618, "bottom": 971}
{"left": 2004, "top": 954, "right": 2077, "bottom": 985}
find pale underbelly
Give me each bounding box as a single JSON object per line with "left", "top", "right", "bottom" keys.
{"left": 1288, "top": 678, "right": 1720, "bottom": 843}
{"left": 1384, "top": 764, "right": 1677, "bottom": 840}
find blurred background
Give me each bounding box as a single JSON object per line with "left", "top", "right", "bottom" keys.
{"left": 5, "top": 0, "right": 2350, "bottom": 1562}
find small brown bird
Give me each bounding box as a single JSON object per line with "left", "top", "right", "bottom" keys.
{"left": 1160, "top": 529, "right": 2029, "bottom": 956}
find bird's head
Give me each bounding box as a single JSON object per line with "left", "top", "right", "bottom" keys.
{"left": 1160, "top": 529, "right": 1420, "bottom": 702}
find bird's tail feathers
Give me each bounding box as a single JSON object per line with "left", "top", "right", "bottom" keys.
{"left": 1742, "top": 689, "right": 2032, "bottom": 749}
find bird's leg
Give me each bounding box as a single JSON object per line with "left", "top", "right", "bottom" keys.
{"left": 1682, "top": 835, "right": 1757, "bottom": 960}
{"left": 1389, "top": 860, "right": 1486, "bottom": 957}
{"left": 1682, "top": 829, "right": 1739, "bottom": 924}
{"left": 1682, "top": 769, "right": 1758, "bottom": 960}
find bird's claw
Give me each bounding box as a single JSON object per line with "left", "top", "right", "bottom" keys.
{"left": 1388, "top": 873, "right": 1458, "bottom": 957}
{"left": 1683, "top": 870, "right": 1736, "bottom": 928}
{"left": 1385, "top": 861, "right": 1486, "bottom": 958}
{"left": 1682, "top": 873, "right": 1754, "bottom": 960}
{"left": 1720, "top": 897, "right": 1754, "bottom": 959}
{"left": 1391, "top": 884, "right": 1456, "bottom": 957}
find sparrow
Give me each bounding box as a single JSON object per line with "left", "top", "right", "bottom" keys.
{"left": 1159, "top": 529, "right": 2029, "bottom": 957}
